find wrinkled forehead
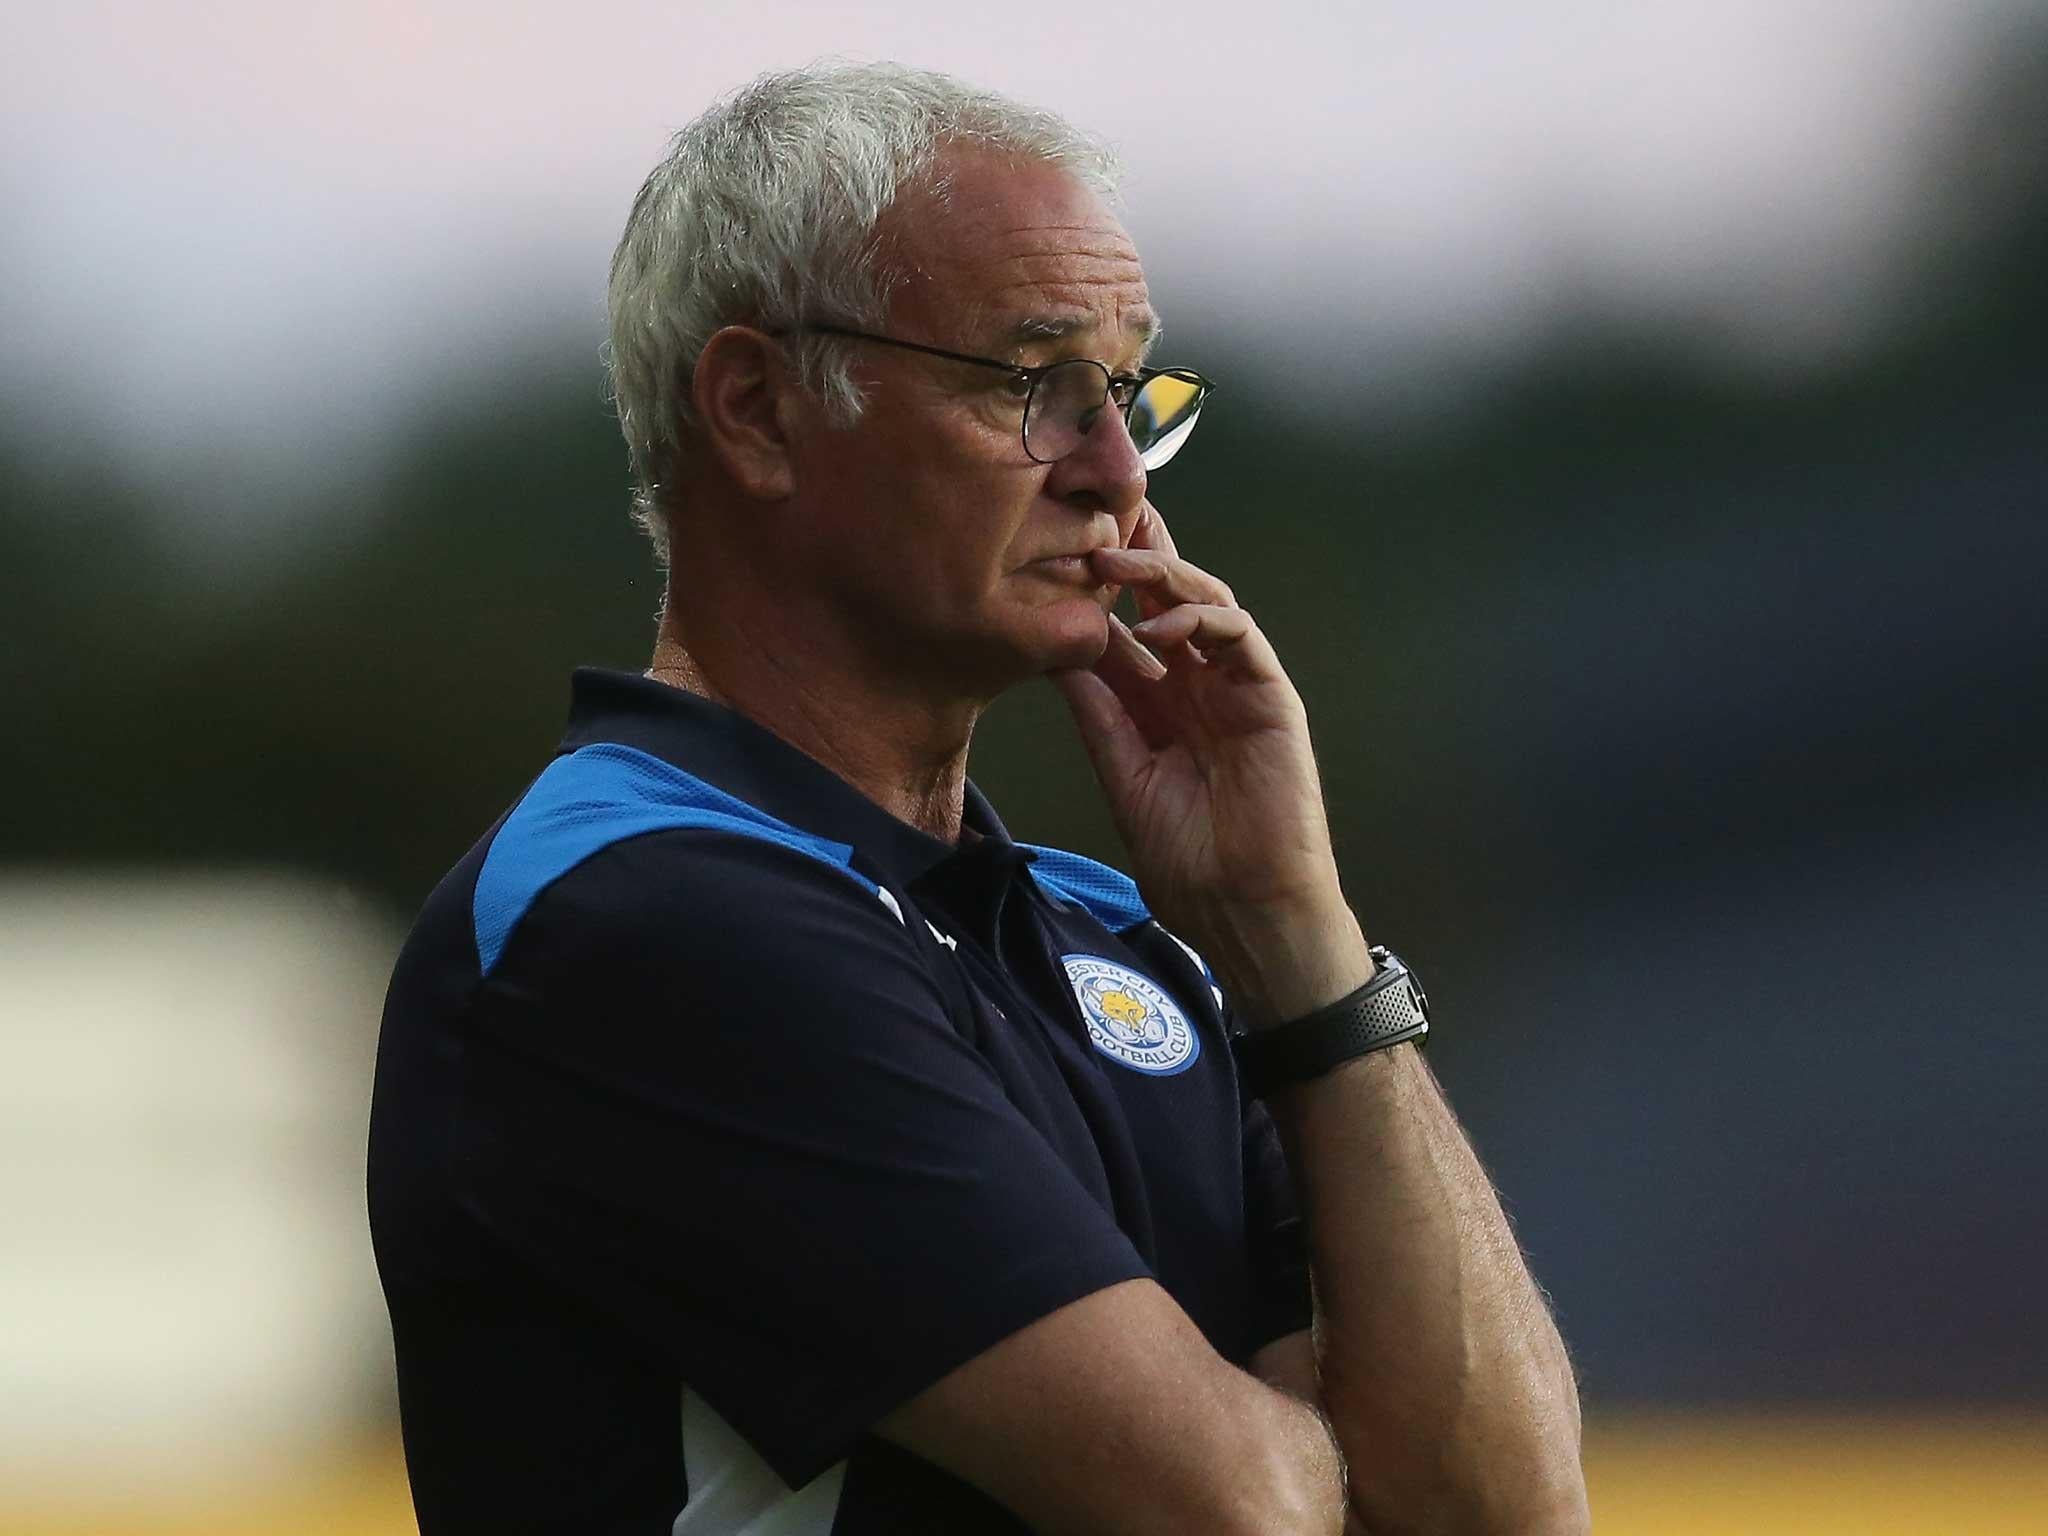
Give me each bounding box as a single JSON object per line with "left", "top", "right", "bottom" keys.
{"left": 883, "top": 147, "right": 1158, "bottom": 360}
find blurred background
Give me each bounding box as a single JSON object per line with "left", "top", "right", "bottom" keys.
{"left": 4, "top": 1, "right": 2045, "bottom": 1530}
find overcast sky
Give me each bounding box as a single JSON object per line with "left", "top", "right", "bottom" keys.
{"left": 0, "top": 0, "right": 2024, "bottom": 527}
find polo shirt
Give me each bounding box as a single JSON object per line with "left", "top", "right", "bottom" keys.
{"left": 367, "top": 667, "right": 1312, "bottom": 1535}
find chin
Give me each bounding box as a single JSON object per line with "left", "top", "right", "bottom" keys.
{"left": 954, "top": 593, "right": 1113, "bottom": 694}
{"left": 1024, "top": 601, "right": 1113, "bottom": 674}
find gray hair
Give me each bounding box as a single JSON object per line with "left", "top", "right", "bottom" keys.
{"left": 605, "top": 61, "right": 1122, "bottom": 565}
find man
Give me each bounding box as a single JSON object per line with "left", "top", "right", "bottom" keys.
{"left": 368, "top": 62, "right": 1587, "bottom": 1535}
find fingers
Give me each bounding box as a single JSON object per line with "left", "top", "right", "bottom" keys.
{"left": 1106, "top": 500, "right": 1210, "bottom": 623}
{"left": 1102, "top": 612, "right": 1167, "bottom": 681}
{"left": 1099, "top": 499, "right": 1285, "bottom": 690}
{"left": 1089, "top": 544, "right": 1235, "bottom": 615}
{"left": 1127, "top": 498, "right": 1181, "bottom": 562}
{"left": 1096, "top": 615, "right": 1180, "bottom": 749}
{"left": 1095, "top": 508, "right": 1275, "bottom": 681}
{"left": 1048, "top": 667, "right": 1156, "bottom": 792}
{"left": 1131, "top": 605, "right": 1251, "bottom": 650}
{"left": 1128, "top": 604, "right": 1284, "bottom": 681}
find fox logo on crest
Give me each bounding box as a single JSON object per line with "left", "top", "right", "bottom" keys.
{"left": 1061, "top": 955, "right": 1199, "bottom": 1076}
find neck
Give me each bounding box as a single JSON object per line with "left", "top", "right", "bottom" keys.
{"left": 647, "top": 597, "right": 981, "bottom": 846}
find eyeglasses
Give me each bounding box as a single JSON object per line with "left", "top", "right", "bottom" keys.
{"left": 784, "top": 323, "right": 1215, "bottom": 470}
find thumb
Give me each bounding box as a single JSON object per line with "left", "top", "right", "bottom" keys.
{"left": 1048, "top": 667, "right": 1153, "bottom": 800}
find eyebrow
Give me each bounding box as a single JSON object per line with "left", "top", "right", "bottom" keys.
{"left": 1007, "top": 312, "right": 1163, "bottom": 365}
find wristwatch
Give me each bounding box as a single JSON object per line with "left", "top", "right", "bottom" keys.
{"left": 1230, "top": 945, "right": 1430, "bottom": 1099}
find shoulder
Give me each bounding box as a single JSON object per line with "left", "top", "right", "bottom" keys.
{"left": 472, "top": 742, "right": 922, "bottom": 993}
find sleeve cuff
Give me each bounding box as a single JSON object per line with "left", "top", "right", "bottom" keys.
{"left": 753, "top": 1235, "right": 1156, "bottom": 1490}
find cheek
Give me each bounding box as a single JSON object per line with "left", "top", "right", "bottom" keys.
{"left": 908, "top": 481, "right": 1028, "bottom": 612}
{"left": 839, "top": 411, "right": 1047, "bottom": 610}
{"left": 950, "top": 481, "right": 1050, "bottom": 589}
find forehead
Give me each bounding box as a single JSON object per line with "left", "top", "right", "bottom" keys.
{"left": 883, "top": 147, "right": 1155, "bottom": 352}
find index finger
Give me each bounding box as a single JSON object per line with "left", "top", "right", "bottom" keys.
{"left": 1127, "top": 499, "right": 1180, "bottom": 563}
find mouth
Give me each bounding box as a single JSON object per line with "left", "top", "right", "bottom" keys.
{"left": 1025, "top": 542, "right": 1119, "bottom": 583}
{"left": 1024, "top": 553, "right": 1118, "bottom": 588}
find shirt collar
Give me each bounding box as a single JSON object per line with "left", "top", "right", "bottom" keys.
{"left": 558, "top": 667, "right": 1017, "bottom": 888}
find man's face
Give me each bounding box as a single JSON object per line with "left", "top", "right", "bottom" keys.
{"left": 784, "top": 147, "right": 1155, "bottom": 696}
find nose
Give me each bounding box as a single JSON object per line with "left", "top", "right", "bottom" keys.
{"left": 1043, "top": 395, "right": 1148, "bottom": 522}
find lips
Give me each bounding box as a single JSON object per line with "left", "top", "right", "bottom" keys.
{"left": 1024, "top": 552, "right": 1113, "bottom": 586}
{"left": 1032, "top": 544, "right": 1114, "bottom": 565}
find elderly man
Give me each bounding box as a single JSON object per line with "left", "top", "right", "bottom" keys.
{"left": 368, "top": 62, "right": 1586, "bottom": 1536}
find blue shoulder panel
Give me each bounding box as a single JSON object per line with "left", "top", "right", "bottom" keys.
{"left": 472, "top": 742, "right": 876, "bottom": 975}
{"left": 1020, "top": 844, "right": 1151, "bottom": 934}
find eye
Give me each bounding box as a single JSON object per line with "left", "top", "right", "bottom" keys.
{"left": 998, "top": 371, "right": 1033, "bottom": 400}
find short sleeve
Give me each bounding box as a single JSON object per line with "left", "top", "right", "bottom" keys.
{"left": 1241, "top": 1090, "right": 1315, "bottom": 1356}
{"left": 452, "top": 829, "right": 1152, "bottom": 1489}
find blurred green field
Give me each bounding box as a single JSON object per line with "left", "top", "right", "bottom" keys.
{"left": 6, "top": 1413, "right": 2045, "bottom": 1534}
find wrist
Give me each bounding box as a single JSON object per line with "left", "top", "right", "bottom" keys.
{"left": 1233, "top": 945, "right": 1431, "bottom": 1099}
{"left": 1199, "top": 892, "right": 1375, "bottom": 1030}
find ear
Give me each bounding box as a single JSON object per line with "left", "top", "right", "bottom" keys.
{"left": 691, "top": 325, "right": 802, "bottom": 501}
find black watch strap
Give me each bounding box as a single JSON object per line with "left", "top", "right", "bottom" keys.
{"left": 1231, "top": 946, "right": 1430, "bottom": 1099}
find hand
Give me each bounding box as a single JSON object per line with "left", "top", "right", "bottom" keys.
{"left": 1049, "top": 502, "right": 1372, "bottom": 1020}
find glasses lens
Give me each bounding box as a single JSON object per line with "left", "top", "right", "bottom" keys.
{"left": 1129, "top": 371, "right": 1207, "bottom": 470}
{"left": 1023, "top": 359, "right": 1111, "bottom": 464}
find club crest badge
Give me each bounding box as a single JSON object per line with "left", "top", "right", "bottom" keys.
{"left": 1061, "top": 954, "right": 1200, "bottom": 1076}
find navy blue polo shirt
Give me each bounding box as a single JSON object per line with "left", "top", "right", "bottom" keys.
{"left": 368, "top": 668, "right": 1311, "bottom": 1535}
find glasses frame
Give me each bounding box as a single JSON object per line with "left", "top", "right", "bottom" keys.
{"left": 777, "top": 322, "right": 1215, "bottom": 468}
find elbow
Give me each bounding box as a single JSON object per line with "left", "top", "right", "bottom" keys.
{"left": 1331, "top": 1355, "right": 1589, "bottom": 1536}
{"left": 1522, "top": 1329, "right": 1590, "bottom": 1533}
{"left": 1219, "top": 1446, "right": 1347, "bottom": 1536}
{"left": 1207, "top": 1399, "right": 1348, "bottom": 1536}
{"left": 1270, "top": 1439, "right": 1351, "bottom": 1536}
{"left": 1476, "top": 1457, "right": 1592, "bottom": 1536}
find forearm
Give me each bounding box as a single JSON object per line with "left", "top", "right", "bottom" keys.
{"left": 1276, "top": 1042, "right": 1584, "bottom": 1532}
{"left": 1221, "top": 902, "right": 1588, "bottom": 1534}
{"left": 1059, "top": 514, "right": 1583, "bottom": 1527}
